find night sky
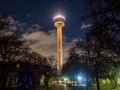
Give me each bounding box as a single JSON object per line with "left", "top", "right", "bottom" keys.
{"left": 0, "top": 0, "right": 91, "bottom": 58}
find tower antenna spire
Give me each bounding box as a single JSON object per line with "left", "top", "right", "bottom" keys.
{"left": 58, "top": 9, "right": 61, "bottom": 14}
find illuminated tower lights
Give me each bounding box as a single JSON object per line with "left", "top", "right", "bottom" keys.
{"left": 53, "top": 14, "right": 65, "bottom": 73}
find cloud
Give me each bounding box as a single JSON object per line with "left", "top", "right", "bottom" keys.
{"left": 23, "top": 24, "right": 73, "bottom": 61}
{"left": 81, "top": 23, "right": 92, "bottom": 29}
{"left": 23, "top": 30, "right": 57, "bottom": 56}
{"left": 9, "top": 20, "right": 41, "bottom": 34}
{"left": 9, "top": 20, "right": 27, "bottom": 34}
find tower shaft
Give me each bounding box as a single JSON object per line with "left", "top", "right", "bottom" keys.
{"left": 57, "top": 23, "right": 63, "bottom": 72}
{"left": 53, "top": 13, "right": 65, "bottom": 73}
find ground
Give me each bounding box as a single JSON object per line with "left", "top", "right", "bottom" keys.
{"left": 9, "top": 83, "right": 119, "bottom": 90}
{"left": 38, "top": 84, "right": 120, "bottom": 90}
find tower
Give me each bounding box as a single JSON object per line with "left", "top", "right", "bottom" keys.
{"left": 53, "top": 12, "right": 65, "bottom": 73}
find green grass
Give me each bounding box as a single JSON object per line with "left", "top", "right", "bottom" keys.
{"left": 28, "top": 84, "right": 120, "bottom": 90}
{"left": 67, "top": 84, "right": 120, "bottom": 90}
{"left": 91, "top": 84, "right": 120, "bottom": 90}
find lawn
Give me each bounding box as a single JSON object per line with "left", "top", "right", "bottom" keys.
{"left": 92, "top": 84, "right": 120, "bottom": 90}
{"left": 28, "top": 84, "right": 120, "bottom": 90}
{"left": 66, "top": 84, "right": 120, "bottom": 90}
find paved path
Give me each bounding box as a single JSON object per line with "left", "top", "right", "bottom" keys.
{"left": 53, "top": 84, "right": 66, "bottom": 90}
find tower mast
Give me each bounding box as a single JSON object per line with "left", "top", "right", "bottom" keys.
{"left": 53, "top": 12, "right": 65, "bottom": 73}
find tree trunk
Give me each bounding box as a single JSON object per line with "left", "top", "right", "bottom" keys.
{"left": 105, "top": 78, "right": 107, "bottom": 85}
{"left": 95, "top": 69, "right": 100, "bottom": 90}
{"left": 73, "top": 78, "right": 75, "bottom": 86}
{"left": 110, "top": 80, "right": 117, "bottom": 89}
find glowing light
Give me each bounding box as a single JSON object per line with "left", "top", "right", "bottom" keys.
{"left": 53, "top": 14, "right": 65, "bottom": 21}
{"left": 64, "top": 77, "right": 69, "bottom": 81}
{"left": 58, "top": 48, "right": 61, "bottom": 52}
{"left": 16, "top": 63, "right": 20, "bottom": 68}
{"left": 78, "top": 76, "right": 81, "bottom": 80}
{"left": 58, "top": 80, "right": 62, "bottom": 83}
{"left": 53, "top": 11, "right": 65, "bottom": 73}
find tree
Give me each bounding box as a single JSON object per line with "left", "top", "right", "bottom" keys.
{"left": 0, "top": 12, "right": 13, "bottom": 33}
{"left": 63, "top": 36, "right": 119, "bottom": 90}
{"left": 0, "top": 13, "right": 27, "bottom": 88}
{"left": 62, "top": 46, "right": 90, "bottom": 86}
{"left": 83, "top": 0, "right": 120, "bottom": 55}
{"left": 0, "top": 13, "right": 51, "bottom": 88}
{"left": 0, "top": 35, "right": 26, "bottom": 62}
{"left": 81, "top": 0, "right": 120, "bottom": 89}
{"left": 0, "top": 13, "right": 26, "bottom": 62}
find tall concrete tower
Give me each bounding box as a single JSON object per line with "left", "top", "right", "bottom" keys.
{"left": 53, "top": 12, "right": 65, "bottom": 73}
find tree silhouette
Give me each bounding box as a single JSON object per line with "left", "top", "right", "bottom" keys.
{"left": 0, "top": 13, "right": 52, "bottom": 89}
{"left": 82, "top": 0, "right": 120, "bottom": 89}
{"left": 63, "top": 36, "right": 120, "bottom": 90}
{"left": 83, "top": 0, "right": 120, "bottom": 55}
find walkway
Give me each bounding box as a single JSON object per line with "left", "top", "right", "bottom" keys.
{"left": 52, "top": 84, "right": 66, "bottom": 90}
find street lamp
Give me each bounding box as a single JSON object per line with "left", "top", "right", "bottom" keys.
{"left": 78, "top": 76, "right": 81, "bottom": 81}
